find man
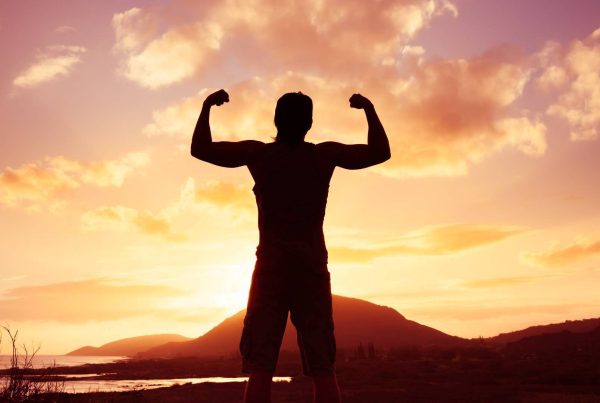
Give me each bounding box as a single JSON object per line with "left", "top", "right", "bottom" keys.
{"left": 191, "top": 89, "right": 390, "bottom": 403}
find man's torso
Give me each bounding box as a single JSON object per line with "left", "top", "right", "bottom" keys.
{"left": 247, "top": 142, "right": 335, "bottom": 263}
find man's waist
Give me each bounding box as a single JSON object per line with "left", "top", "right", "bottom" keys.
{"left": 256, "top": 240, "right": 328, "bottom": 263}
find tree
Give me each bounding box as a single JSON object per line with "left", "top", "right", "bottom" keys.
{"left": 355, "top": 342, "right": 366, "bottom": 359}
{"left": 368, "top": 342, "right": 376, "bottom": 359}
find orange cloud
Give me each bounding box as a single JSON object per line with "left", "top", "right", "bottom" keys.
{"left": 80, "top": 177, "right": 253, "bottom": 240}
{"left": 81, "top": 206, "right": 186, "bottom": 242}
{"left": 113, "top": 0, "right": 457, "bottom": 89}
{"left": 194, "top": 180, "right": 255, "bottom": 211}
{"left": 538, "top": 27, "right": 600, "bottom": 141}
{"left": 0, "top": 152, "right": 149, "bottom": 210}
{"left": 461, "top": 276, "right": 549, "bottom": 289}
{"left": 522, "top": 238, "right": 600, "bottom": 267}
{"left": 329, "top": 224, "right": 525, "bottom": 262}
{"left": 168, "top": 177, "right": 255, "bottom": 220}
{"left": 145, "top": 46, "right": 545, "bottom": 177}
{"left": 112, "top": 4, "right": 222, "bottom": 89}
{"left": 13, "top": 45, "right": 86, "bottom": 88}
{"left": 0, "top": 279, "right": 188, "bottom": 323}
{"left": 381, "top": 46, "right": 545, "bottom": 176}
{"left": 127, "top": 0, "right": 555, "bottom": 177}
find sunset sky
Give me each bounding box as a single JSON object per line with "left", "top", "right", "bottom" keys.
{"left": 1, "top": 0, "right": 600, "bottom": 354}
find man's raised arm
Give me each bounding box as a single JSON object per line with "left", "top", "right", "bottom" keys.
{"left": 318, "top": 94, "right": 391, "bottom": 170}
{"left": 191, "top": 89, "right": 263, "bottom": 168}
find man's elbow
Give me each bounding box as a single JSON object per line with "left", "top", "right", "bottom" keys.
{"left": 190, "top": 147, "right": 201, "bottom": 160}
{"left": 378, "top": 149, "right": 391, "bottom": 164}
{"left": 190, "top": 145, "right": 209, "bottom": 161}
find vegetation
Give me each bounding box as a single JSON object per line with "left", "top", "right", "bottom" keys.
{"left": 2, "top": 325, "right": 600, "bottom": 401}
{"left": 0, "top": 326, "right": 64, "bottom": 402}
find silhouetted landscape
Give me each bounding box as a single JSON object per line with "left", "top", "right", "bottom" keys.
{"left": 67, "top": 334, "right": 192, "bottom": 357}
{"left": 5, "top": 296, "right": 600, "bottom": 402}
{"left": 139, "top": 295, "right": 465, "bottom": 359}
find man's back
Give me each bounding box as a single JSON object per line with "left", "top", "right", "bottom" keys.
{"left": 248, "top": 142, "right": 335, "bottom": 263}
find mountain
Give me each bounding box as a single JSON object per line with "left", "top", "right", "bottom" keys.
{"left": 139, "top": 295, "right": 465, "bottom": 358}
{"left": 67, "top": 334, "right": 192, "bottom": 356}
{"left": 505, "top": 325, "right": 600, "bottom": 356}
{"left": 486, "top": 318, "right": 600, "bottom": 344}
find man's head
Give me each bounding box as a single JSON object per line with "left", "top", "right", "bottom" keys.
{"left": 274, "top": 92, "right": 313, "bottom": 143}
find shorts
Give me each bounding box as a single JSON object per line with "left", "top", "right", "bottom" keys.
{"left": 239, "top": 256, "right": 336, "bottom": 376}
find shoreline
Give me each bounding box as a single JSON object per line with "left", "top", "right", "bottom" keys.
{"left": 2, "top": 345, "right": 600, "bottom": 402}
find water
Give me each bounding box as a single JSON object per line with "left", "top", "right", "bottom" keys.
{"left": 59, "top": 376, "right": 292, "bottom": 393}
{"left": 0, "top": 355, "right": 126, "bottom": 369}
{"left": 0, "top": 355, "right": 292, "bottom": 393}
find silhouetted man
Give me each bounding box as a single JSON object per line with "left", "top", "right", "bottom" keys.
{"left": 191, "top": 89, "right": 390, "bottom": 403}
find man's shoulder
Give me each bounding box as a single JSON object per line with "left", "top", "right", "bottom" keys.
{"left": 241, "top": 139, "right": 267, "bottom": 148}
{"left": 315, "top": 141, "right": 345, "bottom": 156}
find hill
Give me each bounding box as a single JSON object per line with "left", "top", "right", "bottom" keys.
{"left": 139, "top": 295, "right": 465, "bottom": 358}
{"left": 67, "top": 334, "right": 192, "bottom": 356}
{"left": 486, "top": 317, "right": 600, "bottom": 344}
{"left": 505, "top": 324, "right": 600, "bottom": 356}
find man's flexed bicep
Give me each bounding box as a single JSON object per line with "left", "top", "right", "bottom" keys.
{"left": 193, "top": 140, "right": 265, "bottom": 168}
{"left": 317, "top": 142, "right": 383, "bottom": 170}
{"left": 318, "top": 94, "right": 391, "bottom": 170}
{"left": 191, "top": 89, "right": 265, "bottom": 167}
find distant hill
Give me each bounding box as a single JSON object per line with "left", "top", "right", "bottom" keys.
{"left": 505, "top": 325, "right": 600, "bottom": 359}
{"left": 486, "top": 318, "right": 600, "bottom": 344}
{"left": 139, "top": 295, "right": 465, "bottom": 359}
{"left": 67, "top": 334, "right": 192, "bottom": 356}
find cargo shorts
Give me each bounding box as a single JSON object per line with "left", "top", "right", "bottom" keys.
{"left": 239, "top": 256, "right": 336, "bottom": 376}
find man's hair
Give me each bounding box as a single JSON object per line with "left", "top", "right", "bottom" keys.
{"left": 274, "top": 92, "right": 313, "bottom": 143}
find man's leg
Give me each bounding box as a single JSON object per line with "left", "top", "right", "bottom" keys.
{"left": 240, "top": 260, "right": 288, "bottom": 403}
{"left": 289, "top": 267, "right": 340, "bottom": 402}
{"left": 312, "top": 373, "right": 342, "bottom": 403}
{"left": 244, "top": 371, "right": 273, "bottom": 403}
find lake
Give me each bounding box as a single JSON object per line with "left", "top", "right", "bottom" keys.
{"left": 0, "top": 355, "right": 127, "bottom": 369}
{"left": 0, "top": 355, "right": 291, "bottom": 393}
{"left": 59, "top": 376, "right": 291, "bottom": 393}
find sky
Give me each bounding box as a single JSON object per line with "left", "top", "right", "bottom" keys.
{"left": 1, "top": 0, "right": 600, "bottom": 354}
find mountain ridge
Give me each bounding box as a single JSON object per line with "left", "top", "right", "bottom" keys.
{"left": 486, "top": 317, "right": 600, "bottom": 344}
{"left": 139, "top": 295, "right": 466, "bottom": 359}
{"left": 66, "top": 334, "right": 192, "bottom": 356}
{"left": 65, "top": 296, "right": 600, "bottom": 358}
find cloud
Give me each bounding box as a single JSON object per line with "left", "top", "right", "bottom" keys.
{"left": 538, "top": 27, "right": 600, "bottom": 140}
{"left": 522, "top": 237, "right": 600, "bottom": 267}
{"left": 381, "top": 46, "right": 545, "bottom": 176}
{"left": 193, "top": 179, "right": 255, "bottom": 211}
{"left": 0, "top": 152, "right": 149, "bottom": 210}
{"left": 81, "top": 206, "right": 186, "bottom": 242}
{"left": 55, "top": 25, "right": 76, "bottom": 34}
{"left": 125, "top": 0, "right": 556, "bottom": 176}
{"left": 460, "top": 276, "right": 549, "bottom": 289}
{"left": 144, "top": 46, "right": 545, "bottom": 177}
{"left": 112, "top": 7, "right": 156, "bottom": 52}
{"left": 0, "top": 279, "right": 188, "bottom": 323}
{"left": 164, "top": 177, "right": 255, "bottom": 225}
{"left": 80, "top": 177, "right": 253, "bottom": 240}
{"left": 13, "top": 45, "right": 86, "bottom": 88}
{"left": 112, "top": 5, "right": 222, "bottom": 89}
{"left": 113, "top": 0, "right": 457, "bottom": 89}
{"left": 328, "top": 224, "right": 525, "bottom": 262}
